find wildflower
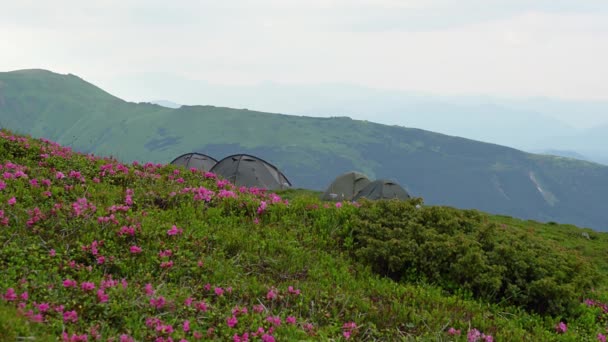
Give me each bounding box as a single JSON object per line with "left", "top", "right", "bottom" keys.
{"left": 253, "top": 304, "right": 265, "bottom": 313}
{"left": 227, "top": 315, "right": 238, "bottom": 328}
{"left": 183, "top": 320, "right": 190, "bottom": 332}
{"left": 598, "top": 333, "right": 606, "bottom": 342}
{"left": 37, "top": 302, "right": 50, "bottom": 312}
{"left": 448, "top": 327, "right": 461, "bottom": 336}
{"left": 288, "top": 286, "right": 301, "bottom": 295}
{"left": 49, "top": 249, "right": 56, "bottom": 257}
{"left": 156, "top": 324, "right": 174, "bottom": 334}
{"left": 257, "top": 201, "right": 267, "bottom": 214}
{"left": 195, "top": 301, "right": 208, "bottom": 312}
{"left": 56, "top": 171, "right": 65, "bottom": 179}
{"left": 555, "top": 322, "right": 567, "bottom": 334}
{"left": 63, "top": 310, "right": 78, "bottom": 323}
{"left": 159, "top": 249, "right": 173, "bottom": 257}
{"left": 215, "top": 287, "right": 225, "bottom": 296}
{"left": 342, "top": 322, "right": 358, "bottom": 340}
{"left": 160, "top": 260, "right": 174, "bottom": 268}
{"left": 286, "top": 316, "right": 296, "bottom": 325}
{"left": 184, "top": 297, "right": 193, "bottom": 306}
{"left": 467, "top": 329, "right": 482, "bottom": 342}
{"left": 3, "top": 288, "right": 17, "bottom": 301}
{"left": 119, "top": 334, "right": 135, "bottom": 342}
{"left": 335, "top": 202, "right": 342, "bottom": 208}
{"left": 96, "top": 256, "right": 106, "bottom": 264}
{"left": 20, "top": 291, "right": 28, "bottom": 301}
{"left": 0, "top": 180, "right": 6, "bottom": 190}
{"left": 267, "top": 316, "right": 281, "bottom": 326}
{"left": 8, "top": 197, "right": 16, "bottom": 206}
{"left": 261, "top": 334, "right": 275, "bottom": 342}
{"left": 144, "top": 283, "right": 155, "bottom": 296}
{"left": 63, "top": 279, "right": 78, "bottom": 288}
{"left": 97, "top": 289, "right": 109, "bottom": 303}
{"left": 167, "top": 225, "right": 183, "bottom": 236}
{"left": 150, "top": 296, "right": 166, "bottom": 309}
{"left": 130, "top": 245, "right": 143, "bottom": 254}
{"left": 81, "top": 282, "right": 96, "bottom": 291}
{"left": 232, "top": 306, "right": 248, "bottom": 316}
{"left": 266, "top": 289, "right": 277, "bottom": 300}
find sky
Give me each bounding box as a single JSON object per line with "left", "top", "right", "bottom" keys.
{"left": 1, "top": 0, "right": 608, "bottom": 127}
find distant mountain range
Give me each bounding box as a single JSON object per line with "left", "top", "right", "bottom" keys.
{"left": 2, "top": 69, "right": 608, "bottom": 231}
{"left": 99, "top": 72, "right": 608, "bottom": 165}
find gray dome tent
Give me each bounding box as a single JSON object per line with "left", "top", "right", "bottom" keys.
{"left": 321, "top": 171, "right": 371, "bottom": 201}
{"left": 353, "top": 179, "right": 410, "bottom": 201}
{"left": 210, "top": 154, "right": 291, "bottom": 190}
{"left": 170, "top": 153, "right": 218, "bottom": 172}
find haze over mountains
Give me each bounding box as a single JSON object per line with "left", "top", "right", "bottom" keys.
{"left": 104, "top": 73, "right": 608, "bottom": 165}
{"left": 2, "top": 69, "right": 608, "bottom": 231}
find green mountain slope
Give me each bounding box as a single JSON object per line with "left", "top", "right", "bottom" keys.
{"left": 1, "top": 69, "right": 608, "bottom": 231}
{"left": 1, "top": 129, "right": 608, "bottom": 340}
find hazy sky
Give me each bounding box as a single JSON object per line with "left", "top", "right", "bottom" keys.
{"left": 2, "top": 1, "right": 608, "bottom": 107}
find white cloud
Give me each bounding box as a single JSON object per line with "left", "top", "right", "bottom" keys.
{"left": 0, "top": 2, "right": 607, "bottom": 101}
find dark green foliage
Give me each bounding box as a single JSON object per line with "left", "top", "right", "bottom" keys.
{"left": 345, "top": 200, "right": 600, "bottom": 316}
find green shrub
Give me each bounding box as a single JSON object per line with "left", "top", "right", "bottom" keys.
{"left": 345, "top": 200, "right": 599, "bottom": 316}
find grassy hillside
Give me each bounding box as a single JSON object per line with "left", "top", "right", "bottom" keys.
{"left": 2, "top": 69, "right": 608, "bottom": 231}
{"left": 2, "top": 130, "right": 608, "bottom": 341}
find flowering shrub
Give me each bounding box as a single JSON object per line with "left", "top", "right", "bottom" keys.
{"left": 0, "top": 129, "right": 607, "bottom": 340}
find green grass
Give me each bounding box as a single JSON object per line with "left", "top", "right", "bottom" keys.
{"left": 1, "top": 129, "right": 608, "bottom": 340}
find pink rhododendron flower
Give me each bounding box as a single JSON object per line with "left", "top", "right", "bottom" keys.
{"left": 261, "top": 334, "right": 275, "bottom": 342}
{"left": 37, "top": 302, "right": 50, "bottom": 312}
{"left": 467, "top": 329, "right": 481, "bottom": 342}
{"left": 160, "top": 260, "right": 174, "bottom": 268}
{"left": 555, "top": 322, "right": 567, "bottom": 334}
{"left": 119, "top": 334, "right": 135, "bottom": 342}
{"left": 227, "top": 315, "right": 238, "bottom": 328}
{"left": 266, "top": 289, "right": 277, "bottom": 300}
{"left": 63, "top": 310, "right": 78, "bottom": 323}
{"left": 130, "top": 245, "right": 143, "bottom": 254}
{"left": 266, "top": 316, "right": 281, "bottom": 326}
{"left": 144, "top": 283, "right": 155, "bottom": 296}
{"left": 448, "top": 327, "right": 461, "bottom": 336}
{"left": 97, "top": 289, "right": 109, "bottom": 303}
{"left": 81, "top": 282, "right": 96, "bottom": 291}
{"left": 3, "top": 288, "right": 17, "bottom": 301}
{"left": 195, "top": 301, "right": 208, "bottom": 312}
{"left": 156, "top": 324, "right": 174, "bottom": 334}
{"left": 63, "top": 279, "right": 78, "bottom": 288}
{"left": 167, "top": 225, "right": 183, "bottom": 236}
{"left": 150, "top": 296, "right": 166, "bottom": 309}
